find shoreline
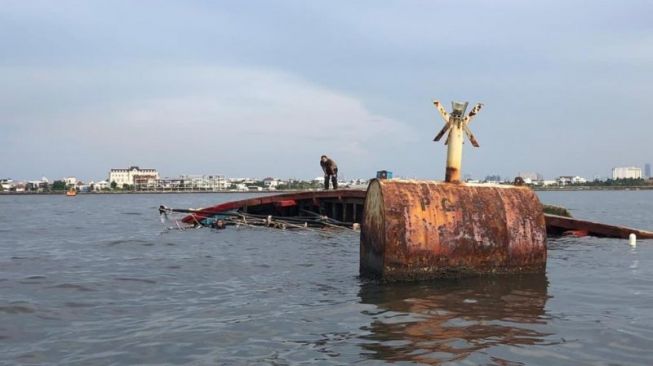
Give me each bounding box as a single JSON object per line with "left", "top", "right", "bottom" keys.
{"left": 533, "top": 186, "right": 653, "bottom": 191}
{"left": 2, "top": 185, "right": 653, "bottom": 195}
{"left": 0, "top": 190, "right": 309, "bottom": 196}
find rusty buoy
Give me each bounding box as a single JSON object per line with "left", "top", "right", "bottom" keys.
{"left": 360, "top": 179, "right": 547, "bottom": 281}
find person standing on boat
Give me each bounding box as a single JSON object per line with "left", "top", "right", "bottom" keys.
{"left": 320, "top": 155, "right": 338, "bottom": 190}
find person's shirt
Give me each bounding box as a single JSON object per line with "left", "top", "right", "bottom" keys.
{"left": 320, "top": 158, "right": 338, "bottom": 175}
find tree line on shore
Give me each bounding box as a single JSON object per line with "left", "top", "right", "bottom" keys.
{"left": 554, "top": 178, "right": 650, "bottom": 187}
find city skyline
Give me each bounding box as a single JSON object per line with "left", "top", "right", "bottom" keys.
{"left": 1, "top": 1, "right": 652, "bottom": 180}
{"left": 3, "top": 162, "right": 651, "bottom": 185}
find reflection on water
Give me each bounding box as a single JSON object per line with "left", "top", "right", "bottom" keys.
{"left": 359, "top": 275, "right": 552, "bottom": 364}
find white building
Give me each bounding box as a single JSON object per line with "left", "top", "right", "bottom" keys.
{"left": 64, "top": 177, "right": 78, "bottom": 186}
{"left": 557, "top": 176, "right": 587, "bottom": 185}
{"left": 0, "top": 179, "right": 13, "bottom": 191}
{"left": 234, "top": 183, "right": 249, "bottom": 191}
{"left": 262, "top": 177, "right": 280, "bottom": 188}
{"left": 612, "top": 167, "right": 642, "bottom": 180}
{"left": 518, "top": 172, "right": 543, "bottom": 182}
{"left": 109, "top": 166, "right": 159, "bottom": 186}
{"left": 93, "top": 180, "right": 111, "bottom": 191}
{"left": 179, "top": 175, "right": 228, "bottom": 191}
{"left": 26, "top": 178, "right": 49, "bottom": 192}
{"left": 229, "top": 177, "right": 256, "bottom": 184}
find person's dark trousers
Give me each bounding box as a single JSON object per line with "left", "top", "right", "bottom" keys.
{"left": 324, "top": 174, "right": 338, "bottom": 189}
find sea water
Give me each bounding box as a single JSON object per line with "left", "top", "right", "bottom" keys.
{"left": 1, "top": 191, "right": 652, "bottom": 365}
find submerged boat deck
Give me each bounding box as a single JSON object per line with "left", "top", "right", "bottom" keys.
{"left": 179, "top": 189, "right": 366, "bottom": 226}
{"left": 169, "top": 188, "right": 653, "bottom": 239}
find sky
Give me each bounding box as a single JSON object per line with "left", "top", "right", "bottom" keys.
{"left": 1, "top": 0, "right": 652, "bottom": 181}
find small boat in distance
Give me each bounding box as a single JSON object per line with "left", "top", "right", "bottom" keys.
{"left": 66, "top": 188, "right": 77, "bottom": 197}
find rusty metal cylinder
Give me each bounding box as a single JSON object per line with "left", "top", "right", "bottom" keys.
{"left": 360, "top": 179, "right": 547, "bottom": 281}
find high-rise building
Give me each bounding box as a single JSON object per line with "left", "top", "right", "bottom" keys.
{"left": 645, "top": 163, "right": 651, "bottom": 178}
{"left": 612, "top": 166, "right": 642, "bottom": 180}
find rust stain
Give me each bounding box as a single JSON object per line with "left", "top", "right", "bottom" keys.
{"left": 360, "top": 180, "right": 386, "bottom": 277}
{"left": 360, "top": 180, "right": 547, "bottom": 281}
{"left": 445, "top": 167, "right": 460, "bottom": 183}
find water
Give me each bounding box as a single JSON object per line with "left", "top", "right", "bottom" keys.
{"left": 1, "top": 191, "right": 653, "bottom": 365}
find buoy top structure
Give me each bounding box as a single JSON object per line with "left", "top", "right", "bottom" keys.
{"left": 432, "top": 100, "right": 483, "bottom": 183}
{"left": 360, "top": 100, "right": 548, "bottom": 281}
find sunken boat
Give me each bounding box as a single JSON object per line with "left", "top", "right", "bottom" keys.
{"left": 160, "top": 185, "right": 653, "bottom": 239}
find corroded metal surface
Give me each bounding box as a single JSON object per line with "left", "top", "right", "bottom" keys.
{"left": 361, "top": 179, "right": 547, "bottom": 280}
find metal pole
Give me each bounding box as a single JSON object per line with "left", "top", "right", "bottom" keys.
{"left": 445, "top": 116, "right": 463, "bottom": 183}
{"left": 433, "top": 100, "right": 479, "bottom": 183}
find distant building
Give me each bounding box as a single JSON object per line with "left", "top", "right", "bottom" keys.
{"left": 14, "top": 182, "right": 26, "bottom": 192}
{"left": 557, "top": 176, "right": 586, "bottom": 185}
{"left": 179, "top": 175, "right": 227, "bottom": 191}
{"left": 612, "top": 167, "right": 642, "bottom": 180}
{"left": 484, "top": 175, "right": 501, "bottom": 183}
{"left": 26, "top": 178, "right": 49, "bottom": 192}
{"left": 76, "top": 182, "right": 92, "bottom": 192}
{"left": 557, "top": 176, "right": 572, "bottom": 185}
{"left": 346, "top": 178, "right": 369, "bottom": 188}
{"left": 64, "top": 177, "right": 78, "bottom": 186}
{"left": 229, "top": 177, "right": 256, "bottom": 184}
{"left": 1, "top": 179, "right": 14, "bottom": 191}
{"left": 262, "top": 177, "right": 280, "bottom": 188}
{"left": 518, "top": 172, "right": 543, "bottom": 182}
{"left": 93, "top": 180, "right": 110, "bottom": 191}
{"left": 109, "top": 166, "right": 159, "bottom": 186}
{"left": 645, "top": 163, "right": 651, "bottom": 178}
{"left": 234, "top": 183, "right": 248, "bottom": 191}
{"left": 150, "top": 175, "right": 227, "bottom": 191}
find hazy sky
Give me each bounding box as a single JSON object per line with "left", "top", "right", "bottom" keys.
{"left": 1, "top": 0, "right": 652, "bottom": 181}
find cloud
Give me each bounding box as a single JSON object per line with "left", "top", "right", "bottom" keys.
{"left": 0, "top": 65, "right": 418, "bottom": 179}
{"left": 2, "top": 1, "right": 652, "bottom": 181}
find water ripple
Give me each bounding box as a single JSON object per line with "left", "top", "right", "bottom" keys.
{"left": 49, "top": 283, "right": 96, "bottom": 292}
{"left": 114, "top": 277, "right": 157, "bottom": 284}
